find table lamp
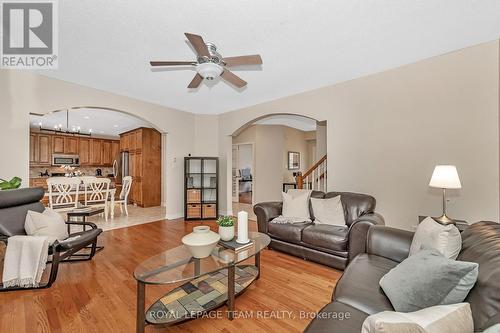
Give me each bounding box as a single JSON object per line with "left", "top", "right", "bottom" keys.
{"left": 429, "top": 165, "right": 462, "bottom": 225}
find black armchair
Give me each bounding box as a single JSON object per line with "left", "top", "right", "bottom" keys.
{"left": 0, "top": 187, "right": 102, "bottom": 291}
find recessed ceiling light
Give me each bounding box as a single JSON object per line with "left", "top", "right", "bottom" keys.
{"left": 113, "top": 125, "right": 118, "bottom": 128}
{"left": 84, "top": 116, "right": 90, "bottom": 119}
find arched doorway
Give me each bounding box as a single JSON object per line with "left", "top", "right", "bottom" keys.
{"left": 230, "top": 113, "right": 327, "bottom": 218}
{"left": 28, "top": 107, "right": 168, "bottom": 229}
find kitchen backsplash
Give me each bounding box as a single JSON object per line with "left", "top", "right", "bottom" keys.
{"left": 30, "top": 166, "right": 114, "bottom": 178}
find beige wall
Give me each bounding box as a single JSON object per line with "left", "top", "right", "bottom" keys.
{"left": 232, "top": 125, "right": 313, "bottom": 203}
{"left": 218, "top": 41, "right": 500, "bottom": 230}
{"left": 0, "top": 70, "right": 195, "bottom": 219}
{"left": 2, "top": 41, "right": 499, "bottom": 227}
{"left": 283, "top": 126, "right": 311, "bottom": 182}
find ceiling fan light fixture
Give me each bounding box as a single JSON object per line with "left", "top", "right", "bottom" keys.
{"left": 196, "top": 62, "right": 223, "bottom": 80}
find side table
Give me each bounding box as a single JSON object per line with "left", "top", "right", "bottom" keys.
{"left": 67, "top": 208, "right": 105, "bottom": 252}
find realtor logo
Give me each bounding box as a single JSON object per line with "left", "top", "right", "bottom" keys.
{"left": 1, "top": 0, "right": 58, "bottom": 69}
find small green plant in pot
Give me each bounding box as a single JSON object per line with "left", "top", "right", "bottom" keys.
{"left": 0, "top": 177, "right": 22, "bottom": 190}
{"left": 217, "top": 216, "right": 235, "bottom": 241}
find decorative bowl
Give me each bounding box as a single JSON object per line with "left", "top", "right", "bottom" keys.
{"left": 182, "top": 226, "right": 220, "bottom": 258}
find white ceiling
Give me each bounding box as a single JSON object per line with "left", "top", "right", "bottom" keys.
{"left": 40, "top": 1, "right": 500, "bottom": 114}
{"left": 254, "top": 115, "right": 317, "bottom": 132}
{"left": 30, "top": 108, "right": 151, "bottom": 138}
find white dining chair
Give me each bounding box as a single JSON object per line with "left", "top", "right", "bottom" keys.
{"left": 112, "top": 176, "right": 133, "bottom": 216}
{"left": 82, "top": 177, "right": 111, "bottom": 221}
{"left": 46, "top": 177, "right": 81, "bottom": 212}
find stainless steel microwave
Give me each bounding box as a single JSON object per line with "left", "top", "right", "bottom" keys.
{"left": 52, "top": 154, "right": 80, "bottom": 167}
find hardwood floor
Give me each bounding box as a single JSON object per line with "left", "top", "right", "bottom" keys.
{"left": 238, "top": 192, "right": 252, "bottom": 204}
{"left": 0, "top": 219, "right": 341, "bottom": 333}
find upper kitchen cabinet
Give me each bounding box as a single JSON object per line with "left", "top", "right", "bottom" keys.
{"left": 52, "top": 135, "right": 65, "bottom": 153}
{"left": 64, "top": 137, "right": 78, "bottom": 154}
{"left": 111, "top": 141, "right": 120, "bottom": 161}
{"left": 30, "top": 133, "right": 51, "bottom": 166}
{"left": 102, "top": 140, "right": 112, "bottom": 166}
{"left": 79, "top": 138, "right": 91, "bottom": 165}
{"left": 90, "top": 139, "right": 102, "bottom": 165}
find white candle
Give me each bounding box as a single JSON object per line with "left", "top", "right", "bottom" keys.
{"left": 236, "top": 211, "right": 249, "bottom": 244}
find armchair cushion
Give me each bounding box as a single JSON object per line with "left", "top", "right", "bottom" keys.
{"left": 302, "top": 224, "right": 348, "bottom": 252}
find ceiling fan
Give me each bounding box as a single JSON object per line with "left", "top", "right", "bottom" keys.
{"left": 150, "top": 33, "right": 262, "bottom": 89}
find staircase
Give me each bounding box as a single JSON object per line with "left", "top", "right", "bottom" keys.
{"left": 296, "top": 155, "right": 327, "bottom": 191}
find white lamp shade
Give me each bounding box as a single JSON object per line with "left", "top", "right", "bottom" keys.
{"left": 429, "top": 165, "right": 462, "bottom": 189}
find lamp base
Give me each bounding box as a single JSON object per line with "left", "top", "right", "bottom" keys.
{"left": 433, "top": 214, "right": 455, "bottom": 226}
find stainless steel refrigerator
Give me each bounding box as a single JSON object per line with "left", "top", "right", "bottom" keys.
{"left": 113, "top": 151, "right": 129, "bottom": 184}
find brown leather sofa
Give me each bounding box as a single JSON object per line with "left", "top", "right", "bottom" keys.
{"left": 253, "top": 191, "right": 384, "bottom": 270}
{"left": 304, "top": 222, "right": 500, "bottom": 333}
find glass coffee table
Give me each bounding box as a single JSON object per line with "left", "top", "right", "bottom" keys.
{"left": 134, "top": 231, "right": 271, "bottom": 333}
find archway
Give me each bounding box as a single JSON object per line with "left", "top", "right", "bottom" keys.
{"left": 229, "top": 113, "right": 327, "bottom": 218}
{"left": 28, "top": 107, "right": 168, "bottom": 227}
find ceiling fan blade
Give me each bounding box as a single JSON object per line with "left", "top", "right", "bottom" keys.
{"left": 221, "top": 69, "right": 247, "bottom": 88}
{"left": 150, "top": 61, "right": 196, "bottom": 66}
{"left": 184, "top": 33, "right": 210, "bottom": 57}
{"left": 188, "top": 73, "right": 204, "bottom": 88}
{"left": 223, "top": 55, "right": 262, "bottom": 67}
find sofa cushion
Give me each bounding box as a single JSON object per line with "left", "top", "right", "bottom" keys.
{"left": 302, "top": 224, "right": 349, "bottom": 252}
{"left": 334, "top": 254, "right": 398, "bottom": 314}
{"left": 267, "top": 221, "right": 311, "bottom": 244}
{"left": 311, "top": 196, "right": 346, "bottom": 226}
{"left": 379, "top": 249, "right": 478, "bottom": 313}
{"left": 409, "top": 216, "right": 462, "bottom": 259}
{"left": 325, "top": 192, "right": 375, "bottom": 225}
{"left": 361, "top": 303, "right": 473, "bottom": 333}
{"left": 304, "top": 301, "right": 368, "bottom": 333}
{"left": 459, "top": 221, "right": 500, "bottom": 332}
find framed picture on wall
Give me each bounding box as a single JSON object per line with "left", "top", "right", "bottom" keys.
{"left": 288, "top": 151, "right": 300, "bottom": 170}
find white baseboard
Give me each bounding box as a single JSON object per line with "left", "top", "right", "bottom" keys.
{"left": 165, "top": 212, "right": 184, "bottom": 220}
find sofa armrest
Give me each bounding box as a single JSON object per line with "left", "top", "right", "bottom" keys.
{"left": 347, "top": 212, "right": 385, "bottom": 262}
{"left": 253, "top": 202, "right": 283, "bottom": 234}
{"left": 366, "top": 225, "right": 414, "bottom": 263}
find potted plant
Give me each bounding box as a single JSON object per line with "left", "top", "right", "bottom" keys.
{"left": 217, "top": 216, "right": 235, "bottom": 241}
{"left": 0, "top": 177, "right": 22, "bottom": 190}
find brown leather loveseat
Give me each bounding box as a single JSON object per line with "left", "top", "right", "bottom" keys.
{"left": 253, "top": 191, "right": 384, "bottom": 270}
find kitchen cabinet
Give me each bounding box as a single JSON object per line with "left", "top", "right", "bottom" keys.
{"left": 102, "top": 140, "right": 112, "bottom": 166}
{"left": 90, "top": 139, "right": 102, "bottom": 165}
{"left": 79, "top": 138, "right": 91, "bottom": 165}
{"left": 30, "top": 134, "right": 37, "bottom": 163}
{"left": 52, "top": 136, "right": 65, "bottom": 153}
{"left": 120, "top": 127, "right": 161, "bottom": 207}
{"left": 111, "top": 141, "right": 119, "bottom": 162}
{"left": 64, "top": 137, "right": 78, "bottom": 154}
{"left": 29, "top": 131, "right": 119, "bottom": 167}
{"left": 120, "top": 133, "right": 130, "bottom": 151}
{"left": 38, "top": 135, "right": 51, "bottom": 165}
{"left": 30, "top": 133, "right": 51, "bottom": 166}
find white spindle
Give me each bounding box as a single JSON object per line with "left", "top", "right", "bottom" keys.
{"left": 323, "top": 160, "right": 327, "bottom": 192}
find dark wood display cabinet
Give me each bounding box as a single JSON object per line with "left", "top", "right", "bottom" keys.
{"left": 184, "top": 157, "right": 218, "bottom": 220}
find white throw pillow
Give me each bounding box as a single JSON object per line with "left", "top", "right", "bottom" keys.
{"left": 409, "top": 217, "right": 462, "bottom": 259}
{"left": 361, "top": 303, "right": 473, "bottom": 333}
{"left": 25, "top": 208, "right": 69, "bottom": 244}
{"left": 311, "top": 196, "right": 345, "bottom": 226}
{"left": 282, "top": 189, "right": 312, "bottom": 222}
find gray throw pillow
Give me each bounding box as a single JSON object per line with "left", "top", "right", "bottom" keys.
{"left": 379, "top": 249, "right": 478, "bottom": 312}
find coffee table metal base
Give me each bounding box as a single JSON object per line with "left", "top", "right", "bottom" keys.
{"left": 136, "top": 257, "right": 261, "bottom": 332}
